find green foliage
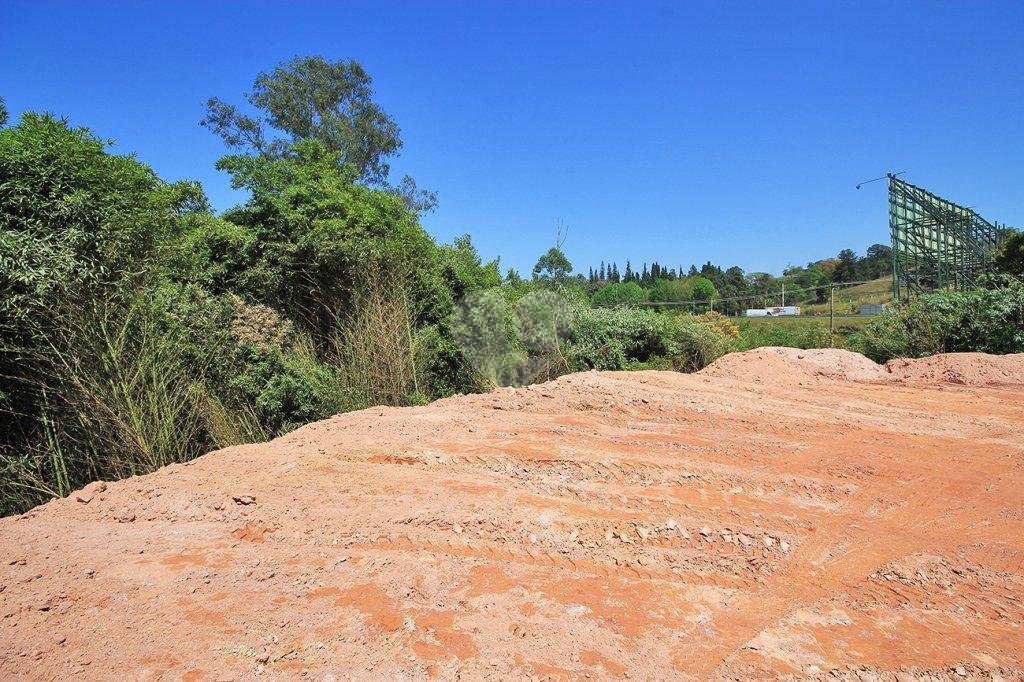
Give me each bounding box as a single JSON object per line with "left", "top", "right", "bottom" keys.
{"left": 453, "top": 289, "right": 527, "bottom": 389}
{"left": 202, "top": 55, "right": 401, "bottom": 185}
{"left": 567, "top": 308, "right": 733, "bottom": 372}
{"left": 0, "top": 114, "right": 206, "bottom": 509}
{"left": 848, "top": 276, "right": 1024, "bottom": 362}
{"left": 0, "top": 105, "right": 457, "bottom": 516}
{"left": 228, "top": 336, "right": 348, "bottom": 436}
{"left": 995, "top": 230, "right": 1024, "bottom": 277}
{"left": 210, "top": 139, "right": 450, "bottom": 329}
{"left": 1, "top": 294, "right": 213, "bottom": 515}
{"left": 532, "top": 247, "right": 573, "bottom": 282}
{"left": 592, "top": 281, "right": 646, "bottom": 305}
{"left": 737, "top": 319, "right": 833, "bottom": 351}
{"left": 440, "top": 235, "right": 502, "bottom": 300}
{"left": 0, "top": 113, "right": 181, "bottom": 323}
{"left": 586, "top": 244, "right": 892, "bottom": 314}
{"left": 452, "top": 288, "right": 577, "bottom": 388}
{"left": 690, "top": 276, "right": 717, "bottom": 301}
{"left": 647, "top": 278, "right": 692, "bottom": 302}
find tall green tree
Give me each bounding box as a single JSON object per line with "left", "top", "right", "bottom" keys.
{"left": 691, "top": 276, "right": 717, "bottom": 303}
{"left": 862, "top": 243, "right": 892, "bottom": 279}
{"left": 439, "top": 234, "right": 502, "bottom": 300}
{"left": 202, "top": 55, "right": 401, "bottom": 186}
{"left": 203, "top": 139, "right": 449, "bottom": 331}
{"left": 532, "top": 247, "right": 573, "bottom": 283}
{"left": 593, "top": 281, "right": 646, "bottom": 305}
{"left": 1, "top": 113, "right": 194, "bottom": 329}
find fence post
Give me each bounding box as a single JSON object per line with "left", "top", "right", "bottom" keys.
{"left": 829, "top": 284, "right": 835, "bottom": 346}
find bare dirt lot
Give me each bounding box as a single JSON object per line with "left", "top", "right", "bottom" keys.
{"left": 2, "top": 349, "right": 1023, "bottom": 680}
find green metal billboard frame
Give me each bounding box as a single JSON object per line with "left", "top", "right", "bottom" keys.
{"left": 889, "top": 174, "right": 1007, "bottom": 300}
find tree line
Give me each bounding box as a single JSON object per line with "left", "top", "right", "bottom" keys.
{"left": 567, "top": 244, "right": 892, "bottom": 314}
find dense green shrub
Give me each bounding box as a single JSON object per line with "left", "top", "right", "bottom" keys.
{"left": 995, "top": 230, "right": 1023, "bottom": 277}
{"left": 0, "top": 294, "right": 213, "bottom": 514}
{"left": 737, "top": 320, "right": 833, "bottom": 351}
{"left": 566, "top": 307, "right": 734, "bottom": 372}
{"left": 592, "top": 281, "right": 646, "bottom": 306}
{"left": 229, "top": 339, "right": 349, "bottom": 435}
{"left": 210, "top": 140, "right": 452, "bottom": 331}
{"left": 849, "top": 276, "right": 1024, "bottom": 361}
{"left": 0, "top": 114, "right": 212, "bottom": 514}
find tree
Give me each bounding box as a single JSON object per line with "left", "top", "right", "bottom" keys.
{"left": 863, "top": 244, "right": 892, "bottom": 279}
{"left": 0, "top": 112, "right": 211, "bottom": 510}
{"left": 648, "top": 278, "right": 693, "bottom": 302}
{"left": 532, "top": 247, "right": 573, "bottom": 283}
{"left": 0, "top": 97, "right": 7, "bottom": 127}
{"left": 439, "top": 234, "right": 502, "bottom": 300}
{"left": 209, "top": 139, "right": 449, "bottom": 331}
{"left": 390, "top": 174, "right": 438, "bottom": 215}
{"left": 592, "top": 282, "right": 646, "bottom": 306}
{"left": 1, "top": 113, "right": 189, "bottom": 324}
{"left": 833, "top": 248, "right": 859, "bottom": 283}
{"left": 995, "top": 229, "right": 1024, "bottom": 277}
{"left": 202, "top": 55, "right": 402, "bottom": 186}
{"left": 691, "top": 276, "right": 717, "bottom": 302}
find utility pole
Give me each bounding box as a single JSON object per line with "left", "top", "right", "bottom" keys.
{"left": 829, "top": 284, "right": 835, "bottom": 347}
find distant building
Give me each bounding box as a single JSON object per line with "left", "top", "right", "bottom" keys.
{"left": 858, "top": 303, "right": 886, "bottom": 316}
{"left": 745, "top": 306, "right": 800, "bottom": 317}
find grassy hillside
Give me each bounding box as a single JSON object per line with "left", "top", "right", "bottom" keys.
{"left": 802, "top": 276, "right": 893, "bottom": 315}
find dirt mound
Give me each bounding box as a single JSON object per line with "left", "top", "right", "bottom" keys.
{"left": 2, "top": 357, "right": 1023, "bottom": 679}
{"left": 699, "top": 346, "right": 888, "bottom": 384}
{"left": 886, "top": 352, "right": 1024, "bottom": 386}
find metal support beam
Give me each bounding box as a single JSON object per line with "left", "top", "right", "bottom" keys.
{"left": 888, "top": 175, "right": 1007, "bottom": 300}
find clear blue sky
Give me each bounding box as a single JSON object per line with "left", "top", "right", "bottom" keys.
{"left": 2, "top": 1, "right": 1021, "bottom": 276}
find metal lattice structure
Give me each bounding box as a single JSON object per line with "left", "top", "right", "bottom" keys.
{"left": 889, "top": 174, "right": 1007, "bottom": 300}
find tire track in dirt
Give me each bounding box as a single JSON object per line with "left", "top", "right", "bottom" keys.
{"left": 683, "top": 444, "right": 1015, "bottom": 677}
{"left": 2, "top": 349, "right": 1023, "bottom": 679}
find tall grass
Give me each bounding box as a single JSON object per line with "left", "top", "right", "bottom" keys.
{"left": 0, "top": 293, "right": 253, "bottom": 514}
{"left": 328, "top": 269, "right": 424, "bottom": 406}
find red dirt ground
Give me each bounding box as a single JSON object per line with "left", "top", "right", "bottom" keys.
{"left": 1, "top": 348, "right": 1023, "bottom": 680}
